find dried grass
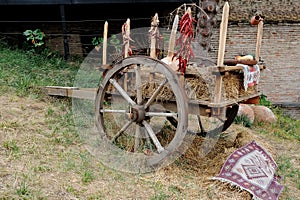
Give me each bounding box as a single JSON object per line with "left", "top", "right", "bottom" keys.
{"left": 138, "top": 68, "right": 257, "bottom": 102}
{"left": 0, "top": 94, "right": 295, "bottom": 200}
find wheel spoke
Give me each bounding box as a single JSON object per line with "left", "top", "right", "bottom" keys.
{"left": 146, "top": 112, "right": 177, "bottom": 117}
{"left": 110, "top": 120, "right": 133, "bottom": 143}
{"left": 134, "top": 125, "right": 141, "bottom": 152}
{"left": 109, "top": 78, "right": 136, "bottom": 106}
{"left": 135, "top": 65, "right": 143, "bottom": 105}
{"left": 142, "top": 121, "right": 164, "bottom": 153}
{"left": 100, "top": 109, "right": 127, "bottom": 113}
{"left": 144, "top": 78, "right": 168, "bottom": 109}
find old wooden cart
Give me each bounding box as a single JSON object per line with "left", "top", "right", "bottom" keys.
{"left": 46, "top": 2, "right": 265, "bottom": 172}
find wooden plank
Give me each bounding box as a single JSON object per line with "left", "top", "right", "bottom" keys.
{"left": 187, "top": 91, "right": 261, "bottom": 110}
{"left": 209, "top": 92, "right": 262, "bottom": 107}
{"left": 71, "top": 88, "right": 97, "bottom": 100}
{"left": 46, "top": 86, "right": 78, "bottom": 97}
{"left": 212, "top": 64, "right": 265, "bottom": 73}
{"left": 45, "top": 86, "right": 97, "bottom": 100}
{"left": 186, "top": 63, "right": 265, "bottom": 76}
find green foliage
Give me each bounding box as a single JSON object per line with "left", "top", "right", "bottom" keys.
{"left": 23, "top": 29, "right": 45, "bottom": 47}
{"left": 108, "top": 34, "right": 122, "bottom": 53}
{"left": 23, "top": 29, "right": 46, "bottom": 55}
{"left": 87, "top": 192, "right": 104, "bottom": 200}
{"left": 254, "top": 104, "right": 299, "bottom": 141}
{"left": 259, "top": 93, "right": 272, "bottom": 107}
{"left": 108, "top": 34, "right": 121, "bottom": 46}
{"left": 234, "top": 115, "right": 252, "bottom": 127}
{"left": 92, "top": 37, "right": 103, "bottom": 46}
{"left": 92, "top": 34, "right": 121, "bottom": 50}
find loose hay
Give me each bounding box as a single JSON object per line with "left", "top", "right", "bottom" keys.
{"left": 139, "top": 68, "right": 257, "bottom": 102}
{"left": 185, "top": 76, "right": 211, "bottom": 100}
{"left": 106, "top": 65, "right": 257, "bottom": 103}
{"left": 223, "top": 73, "right": 257, "bottom": 100}
{"left": 141, "top": 82, "right": 175, "bottom": 101}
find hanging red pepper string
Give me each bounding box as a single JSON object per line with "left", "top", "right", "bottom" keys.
{"left": 173, "top": 7, "right": 196, "bottom": 74}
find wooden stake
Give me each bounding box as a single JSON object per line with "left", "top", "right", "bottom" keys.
{"left": 123, "top": 18, "right": 130, "bottom": 92}
{"left": 167, "top": 14, "right": 179, "bottom": 58}
{"left": 102, "top": 21, "right": 108, "bottom": 65}
{"left": 124, "top": 18, "right": 130, "bottom": 58}
{"left": 214, "top": 1, "right": 229, "bottom": 114}
{"left": 150, "top": 13, "right": 159, "bottom": 59}
{"left": 255, "top": 21, "right": 264, "bottom": 62}
{"left": 217, "top": 2, "right": 229, "bottom": 67}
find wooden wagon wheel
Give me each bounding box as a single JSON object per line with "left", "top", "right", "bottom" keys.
{"left": 196, "top": 104, "right": 239, "bottom": 137}
{"left": 95, "top": 55, "right": 191, "bottom": 173}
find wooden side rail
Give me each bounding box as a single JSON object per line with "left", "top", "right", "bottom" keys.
{"left": 214, "top": 65, "right": 266, "bottom": 73}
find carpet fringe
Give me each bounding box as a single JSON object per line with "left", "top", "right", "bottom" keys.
{"left": 211, "top": 177, "right": 261, "bottom": 200}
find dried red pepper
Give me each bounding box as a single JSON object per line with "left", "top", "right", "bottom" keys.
{"left": 173, "top": 7, "right": 196, "bottom": 74}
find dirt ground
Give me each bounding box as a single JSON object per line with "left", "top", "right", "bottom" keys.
{"left": 0, "top": 94, "right": 299, "bottom": 199}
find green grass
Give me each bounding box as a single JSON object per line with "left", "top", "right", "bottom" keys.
{"left": 253, "top": 106, "right": 300, "bottom": 141}
{"left": 236, "top": 94, "right": 300, "bottom": 142}
{"left": 151, "top": 182, "right": 171, "bottom": 200}
{"left": 234, "top": 115, "right": 252, "bottom": 127}
{"left": 0, "top": 43, "right": 80, "bottom": 97}
{"left": 276, "top": 156, "right": 300, "bottom": 199}
{"left": 3, "top": 140, "right": 19, "bottom": 154}
{"left": 251, "top": 96, "right": 300, "bottom": 199}
{"left": 277, "top": 156, "right": 300, "bottom": 185}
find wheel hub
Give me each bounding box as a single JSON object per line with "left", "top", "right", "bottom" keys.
{"left": 127, "top": 105, "right": 145, "bottom": 123}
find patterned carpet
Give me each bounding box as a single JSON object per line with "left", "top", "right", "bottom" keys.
{"left": 212, "top": 140, "right": 284, "bottom": 200}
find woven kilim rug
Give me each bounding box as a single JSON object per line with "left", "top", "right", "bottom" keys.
{"left": 212, "top": 140, "right": 284, "bottom": 200}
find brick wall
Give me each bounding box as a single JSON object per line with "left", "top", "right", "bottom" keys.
{"left": 208, "top": 23, "right": 300, "bottom": 104}
{"left": 280, "top": 106, "right": 300, "bottom": 120}
{"left": 212, "top": 0, "right": 300, "bottom": 105}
